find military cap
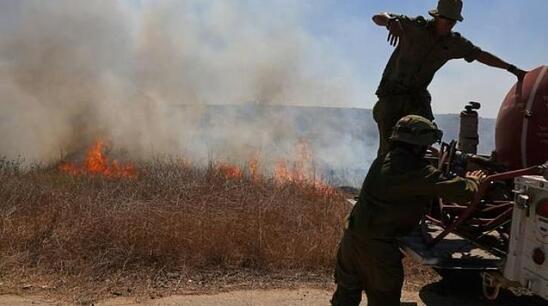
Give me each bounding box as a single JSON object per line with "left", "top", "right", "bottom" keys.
{"left": 429, "top": 0, "right": 464, "bottom": 22}
{"left": 390, "top": 115, "right": 443, "bottom": 146}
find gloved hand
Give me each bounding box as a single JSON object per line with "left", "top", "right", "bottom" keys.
{"left": 507, "top": 65, "right": 527, "bottom": 82}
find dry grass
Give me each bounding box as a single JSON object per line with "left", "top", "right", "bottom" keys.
{"left": 0, "top": 157, "right": 349, "bottom": 300}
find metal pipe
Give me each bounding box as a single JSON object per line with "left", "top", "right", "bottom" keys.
{"left": 426, "top": 165, "right": 543, "bottom": 247}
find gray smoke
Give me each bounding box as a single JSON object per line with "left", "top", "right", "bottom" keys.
{"left": 0, "top": 0, "right": 365, "bottom": 181}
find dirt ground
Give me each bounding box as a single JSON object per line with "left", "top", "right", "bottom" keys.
{"left": 0, "top": 289, "right": 427, "bottom": 306}
{"left": 1, "top": 279, "right": 546, "bottom": 306}
{"left": 0, "top": 259, "right": 544, "bottom": 306}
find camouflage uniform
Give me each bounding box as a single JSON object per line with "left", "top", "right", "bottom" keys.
{"left": 374, "top": 14, "right": 482, "bottom": 156}
{"left": 331, "top": 116, "right": 480, "bottom": 306}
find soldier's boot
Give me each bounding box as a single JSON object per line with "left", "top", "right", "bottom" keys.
{"left": 330, "top": 285, "right": 362, "bottom": 306}
{"left": 365, "top": 289, "right": 402, "bottom": 306}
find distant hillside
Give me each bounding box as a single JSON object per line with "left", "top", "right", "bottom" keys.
{"left": 175, "top": 104, "right": 496, "bottom": 187}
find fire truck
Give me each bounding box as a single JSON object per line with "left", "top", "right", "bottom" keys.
{"left": 398, "top": 65, "right": 548, "bottom": 301}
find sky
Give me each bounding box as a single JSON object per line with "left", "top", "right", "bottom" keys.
{"left": 123, "top": 0, "right": 548, "bottom": 118}
{"left": 293, "top": 0, "right": 548, "bottom": 118}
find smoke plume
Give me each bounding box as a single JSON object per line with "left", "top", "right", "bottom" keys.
{"left": 0, "top": 0, "right": 365, "bottom": 182}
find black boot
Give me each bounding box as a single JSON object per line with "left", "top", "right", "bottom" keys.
{"left": 331, "top": 286, "right": 362, "bottom": 306}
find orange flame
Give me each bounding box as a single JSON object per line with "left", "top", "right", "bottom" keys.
{"left": 217, "top": 162, "right": 243, "bottom": 179}
{"left": 274, "top": 138, "right": 312, "bottom": 184}
{"left": 274, "top": 160, "right": 294, "bottom": 183}
{"left": 217, "top": 152, "right": 261, "bottom": 181}
{"left": 247, "top": 153, "right": 261, "bottom": 182}
{"left": 59, "top": 162, "right": 81, "bottom": 176}
{"left": 272, "top": 139, "right": 335, "bottom": 196}
{"left": 59, "top": 140, "right": 136, "bottom": 178}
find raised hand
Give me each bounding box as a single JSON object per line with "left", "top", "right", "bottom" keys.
{"left": 387, "top": 18, "right": 403, "bottom": 47}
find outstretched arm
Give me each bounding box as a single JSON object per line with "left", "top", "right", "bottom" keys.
{"left": 476, "top": 51, "right": 528, "bottom": 81}
{"left": 392, "top": 166, "right": 482, "bottom": 204}
{"left": 372, "top": 12, "right": 404, "bottom": 46}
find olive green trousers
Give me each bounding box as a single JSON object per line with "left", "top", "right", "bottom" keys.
{"left": 373, "top": 94, "right": 434, "bottom": 157}
{"left": 331, "top": 230, "right": 403, "bottom": 306}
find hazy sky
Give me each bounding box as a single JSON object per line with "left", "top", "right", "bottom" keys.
{"left": 127, "top": 0, "right": 548, "bottom": 118}
{"left": 5, "top": 0, "right": 548, "bottom": 119}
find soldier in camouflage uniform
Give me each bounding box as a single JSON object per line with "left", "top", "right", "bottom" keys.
{"left": 331, "top": 115, "right": 486, "bottom": 306}
{"left": 372, "top": 0, "right": 528, "bottom": 156}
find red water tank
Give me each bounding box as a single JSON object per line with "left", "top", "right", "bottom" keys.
{"left": 495, "top": 66, "right": 548, "bottom": 170}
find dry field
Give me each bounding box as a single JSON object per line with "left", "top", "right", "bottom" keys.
{"left": 0, "top": 156, "right": 352, "bottom": 302}
{"left": 8, "top": 156, "right": 541, "bottom": 305}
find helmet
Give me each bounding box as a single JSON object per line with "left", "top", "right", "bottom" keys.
{"left": 429, "top": 0, "right": 464, "bottom": 22}
{"left": 390, "top": 115, "right": 443, "bottom": 146}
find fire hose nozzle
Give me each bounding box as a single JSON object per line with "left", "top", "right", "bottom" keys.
{"left": 465, "top": 101, "right": 481, "bottom": 112}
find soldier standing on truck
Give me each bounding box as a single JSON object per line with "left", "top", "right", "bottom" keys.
{"left": 372, "top": 0, "right": 528, "bottom": 156}
{"left": 330, "top": 115, "right": 486, "bottom": 306}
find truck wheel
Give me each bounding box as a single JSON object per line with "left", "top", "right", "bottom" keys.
{"left": 482, "top": 272, "right": 501, "bottom": 301}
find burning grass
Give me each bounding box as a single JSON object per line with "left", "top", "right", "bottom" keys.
{"left": 0, "top": 156, "right": 349, "bottom": 299}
